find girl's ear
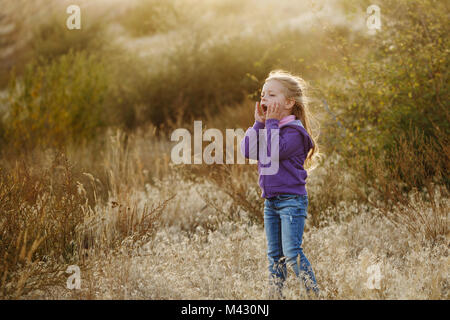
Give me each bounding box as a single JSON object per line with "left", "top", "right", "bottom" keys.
{"left": 285, "top": 98, "right": 295, "bottom": 109}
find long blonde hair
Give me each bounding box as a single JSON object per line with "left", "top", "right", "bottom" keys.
{"left": 265, "top": 70, "right": 322, "bottom": 171}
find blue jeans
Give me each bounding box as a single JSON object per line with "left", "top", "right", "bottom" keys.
{"left": 264, "top": 194, "right": 319, "bottom": 296}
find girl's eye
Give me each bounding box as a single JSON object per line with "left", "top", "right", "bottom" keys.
{"left": 269, "top": 94, "right": 275, "bottom": 97}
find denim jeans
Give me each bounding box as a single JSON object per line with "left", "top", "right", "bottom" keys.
{"left": 264, "top": 194, "right": 319, "bottom": 296}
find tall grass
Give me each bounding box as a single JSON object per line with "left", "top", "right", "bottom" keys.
{"left": 1, "top": 117, "right": 448, "bottom": 299}
{"left": 0, "top": 0, "right": 448, "bottom": 300}
{"left": 0, "top": 133, "right": 174, "bottom": 298}
{"left": 0, "top": 152, "right": 88, "bottom": 298}
{"left": 348, "top": 127, "right": 449, "bottom": 243}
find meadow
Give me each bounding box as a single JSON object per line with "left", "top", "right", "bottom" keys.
{"left": 0, "top": 0, "right": 448, "bottom": 299}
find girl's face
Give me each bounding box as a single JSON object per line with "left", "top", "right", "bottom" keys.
{"left": 260, "top": 80, "right": 294, "bottom": 118}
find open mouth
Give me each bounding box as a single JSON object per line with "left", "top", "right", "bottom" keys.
{"left": 261, "top": 104, "right": 268, "bottom": 113}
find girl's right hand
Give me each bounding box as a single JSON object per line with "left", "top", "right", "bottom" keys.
{"left": 254, "top": 101, "right": 266, "bottom": 123}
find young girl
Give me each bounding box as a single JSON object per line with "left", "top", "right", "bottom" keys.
{"left": 240, "top": 70, "right": 320, "bottom": 298}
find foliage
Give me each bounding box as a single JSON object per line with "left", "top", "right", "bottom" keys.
{"left": 0, "top": 152, "right": 88, "bottom": 297}
{"left": 0, "top": 0, "right": 448, "bottom": 299}
{"left": 30, "top": 12, "right": 105, "bottom": 61}
{"left": 319, "top": 0, "right": 449, "bottom": 187}
{"left": 3, "top": 50, "right": 109, "bottom": 153}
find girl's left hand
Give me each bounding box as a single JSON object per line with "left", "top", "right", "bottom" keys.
{"left": 266, "top": 102, "right": 283, "bottom": 120}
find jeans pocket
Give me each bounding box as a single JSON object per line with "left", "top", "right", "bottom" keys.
{"left": 289, "top": 202, "right": 308, "bottom": 220}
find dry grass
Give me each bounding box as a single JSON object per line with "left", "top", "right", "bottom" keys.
{"left": 22, "top": 194, "right": 448, "bottom": 300}
{"left": 1, "top": 0, "right": 448, "bottom": 301}
{"left": 0, "top": 152, "right": 88, "bottom": 298}
{"left": 0, "top": 123, "right": 446, "bottom": 300}
{"left": 1, "top": 82, "right": 448, "bottom": 299}
{"left": 347, "top": 127, "right": 449, "bottom": 243}
{"left": 0, "top": 128, "right": 174, "bottom": 299}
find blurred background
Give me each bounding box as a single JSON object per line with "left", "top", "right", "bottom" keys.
{"left": 0, "top": 0, "right": 448, "bottom": 299}
{"left": 1, "top": 0, "right": 448, "bottom": 155}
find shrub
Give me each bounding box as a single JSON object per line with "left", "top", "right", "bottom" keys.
{"left": 3, "top": 49, "right": 109, "bottom": 154}
{"left": 319, "top": 0, "right": 449, "bottom": 188}
{"left": 134, "top": 29, "right": 325, "bottom": 134}
{"left": 348, "top": 127, "right": 449, "bottom": 242}
{"left": 0, "top": 0, "right": 107, "bottom": 89}
{"left": 0, "top": 144, "right": 172, "bottom": 298}
{"left": 0, "top": 152, "right": 88, "bottom": 298}
{"left": 30, "top": 12, "right": 105, "bottom": 61}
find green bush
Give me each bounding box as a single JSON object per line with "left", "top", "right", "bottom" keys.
{"left": 319, "top": 0, "right": 449, "bottom": 187}
{"left": 0, "top": 3, "right": 107, "bottom": 89}
{"left": 3, "top": 49, "right": 109, "bottom": 153}
{"left": 133, "top": 29, "right": 328, "bottom": 133}
{"left": 30, "top": 14, "right": 105, "bottom": 61}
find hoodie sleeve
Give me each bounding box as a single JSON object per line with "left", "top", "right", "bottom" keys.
{"left": 240, "top": 120, "right": 265, "bottom": 160}
{"left": 265, "top": 118, "right": 312, "bottom": 160}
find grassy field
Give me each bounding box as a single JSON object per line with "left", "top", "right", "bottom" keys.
{"left": 0, "top": 0, "right": 448, "bottom": 299}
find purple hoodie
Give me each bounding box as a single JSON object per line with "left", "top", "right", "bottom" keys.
{"left": 240, "top": 117, "right": 314, "bottom": 198}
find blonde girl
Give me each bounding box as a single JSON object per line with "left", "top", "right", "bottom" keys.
{"left": 241, "top": 70, "right": 321, "bottom": 297}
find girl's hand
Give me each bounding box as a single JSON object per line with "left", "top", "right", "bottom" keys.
{"left": 266, "top": 102, "right": 283, "bottom": 120}
{"left": 254, "top": 101, "right": 266, "bottom": 123}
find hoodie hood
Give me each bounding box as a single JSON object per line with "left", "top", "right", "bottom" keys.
{"left": 281, "top": 119, "right": 314, "bottom": 153}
